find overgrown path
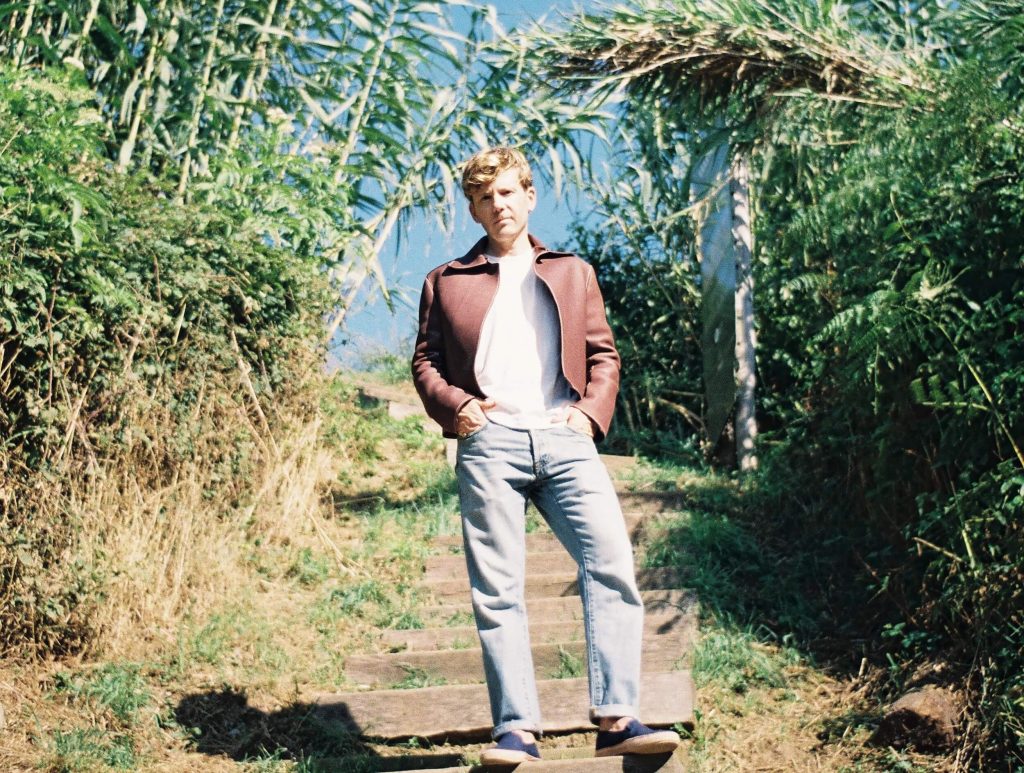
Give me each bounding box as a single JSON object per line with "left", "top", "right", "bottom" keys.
{"left": 0, "top": 378, "right": 948, "bottom": 772}
{"left": 323, "top": 386, "right": 947, "bottom": 773}
{"left": 312, "top": 387, "right": 696, "bottom": 770}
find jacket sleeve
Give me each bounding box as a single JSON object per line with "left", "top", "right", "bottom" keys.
{"left": 411, "top": 271, "right": 476, "bottom": 436}
{"left": 572, "top": 263, "right": 620, "bottom": 442}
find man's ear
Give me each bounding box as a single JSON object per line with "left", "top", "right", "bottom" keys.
{"left": 527, "top": 185, "right": 537, "bottom": 212}
{"left": 468, "top": 199, "right": 480, "bottom": 223}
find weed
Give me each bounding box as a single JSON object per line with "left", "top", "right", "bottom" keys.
{"left": 419, "top": 489, "right": 462, "bottom": 539}
{"left": 170, "top": 605, "right": 287, "bottom": 676}
{"left": 287, "top": 548, "right": 332, "bottom": 587}
{"left": 445, "top": 610, "right": 475, "bottom": 627}
{"left": 391, "top": 665, "right": 447, "bottom": 690}
{"left": 618, "top": 457, "right": 702, "bottom": 491}
{"left": 292, "top": 758, "right": 333, "bottom": 773}
{"left": 52, "top": 664, "right": 150, "bottom": 726}
{"left": 550, "top": 646, "right": 585, "bottom": 679}
{"left": 692, "top": 627, "right": 801, "bottom": 694}
{"left": 642, "top": 482, "right": 821, "bottom": 640}
{"left": 878, "top": 748, "right": 933, "bottom": 772}
{"left": 43, "top": 728, "right": 136, "bottom": 771}
{"left": 525, "top": 505, "right": 545, "bottom": 533}
{"left": 190, "top": 614, "right": 236, "bottom": 666}
{"left": 358, "top": 350, "right": 413, "bottom": 384}
{"left": 388, "top": 611, "right": 425, "bottom": 630}
{"left": 240, "top": 747, "right": 299, "bottom": 772}
{"left": 325, "top": 581, "right": 388, "bottom": 619}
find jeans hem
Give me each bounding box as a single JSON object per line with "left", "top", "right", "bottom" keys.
{"left": 493, "top": 720, "right": 543, "bottom": 739}
{"left": 589, "top": 704, "right": 638, "bottom": 723}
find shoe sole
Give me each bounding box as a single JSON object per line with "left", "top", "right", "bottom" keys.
{"left": 595, "top": 730, "right": 681, "bottom": 757}
{"left": 479, "top": 749, "right": 541, "bottom": 765}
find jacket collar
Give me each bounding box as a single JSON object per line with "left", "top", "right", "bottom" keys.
{"left": 446, "top": 233, "right": 573, "bottom": 270}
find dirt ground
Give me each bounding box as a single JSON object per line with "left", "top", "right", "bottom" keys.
{"left": 0, "top": 387, "right": 957, "bottom": 772}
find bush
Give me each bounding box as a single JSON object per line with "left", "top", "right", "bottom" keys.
{"left": 581, "top": 59, "right": 1023, "bottom": 766}
{"left": 0, "top": 65, "right": 328, "bottom": 657}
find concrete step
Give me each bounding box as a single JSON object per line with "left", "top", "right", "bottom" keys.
{"left": 418, "top": 589, "right": 698, "bottom": 628}
{"left": 424, "top": 550, "right": 577, "bottom": 582}
{"left": 346, "top": 632, "right": 693, "bottom": 688}
{"left": 379, "top": 608, "right": 696, "bottom": 652}
{"left": 315, "top": 670, "right": 695, "bottom": 741}
{"left": 422, "top": 567, "right": 684, "bottom": 604}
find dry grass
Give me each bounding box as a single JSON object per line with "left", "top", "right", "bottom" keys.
{"left": 687, "top": 655, "right": 950, "bottom": 772}
{"left": 0, "top": 369, "right": 455, "bottom": 772}
{"left": 0, "top": 383, "right": 958, "bottom": 772}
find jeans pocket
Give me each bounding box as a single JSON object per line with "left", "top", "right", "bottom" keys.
{"left": 459, "top": 421, "right": 489, "bottom": 440}
{"left": 562, "top": 423, "right": 594, "bottom": 440}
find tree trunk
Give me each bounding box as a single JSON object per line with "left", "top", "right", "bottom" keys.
{"left": 731, "top": 154, "right": 758, "bottom": 473}
{"left": 691, "top": 141, "right": 736, "bottom": 448}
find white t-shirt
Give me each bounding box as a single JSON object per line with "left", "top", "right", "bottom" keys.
{"left": 474, "top": 250, "right": 577, "bottom": 429}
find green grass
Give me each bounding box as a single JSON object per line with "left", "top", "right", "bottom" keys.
{"left": 445, "top": 610, "right": 474, "bottom": 627}
{"left": 388, "top": 610, "right": 425, "bottom": 630}
{"left": 549, "top": 646, "right": 585, "bottom": 679}
{"left": 641, "top": 469, "right": 825, "bottom": 642}
{"left": 161, "top": 605, "right": 289, "bottom": 678}
{"left": 691, "top": 627, "right": 802, "bottom": 694}
{"left": 42, "top": 728, "right": 137, "bottom": 771}
{"left": 52, "top": 663, "right": 150, "bottom": 726}
{"left": 286, "top": 548, "right": 332, "bottom": 587}
{"left": 390, "top": 665, "right": 447, "bottom": 690}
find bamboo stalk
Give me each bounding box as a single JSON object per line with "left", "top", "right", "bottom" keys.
{"left": 72, "top": 0, "right": 103, "bottom": 64}
{"left": 13, "top": 0, "right": 38, "bottom": 66}
{"left": 323, "top": 198, "right": 403, "bottom": 343}
{"left": 248, "top": 0, "right": 293, "bottom": 111}
{"left": 226, "top": 0, "right": 281, "bottom": 150}
{"left": 117, "top": 0, "right": 171, "bottom": 172}
{"left": 332, "top": 0, "right": 399, "bottom": 183}
{"left": 141, "top": 1, "right": 183, "bottom": 169}
{"left": 177, "top": 0, "right": 227, "bottom": 199}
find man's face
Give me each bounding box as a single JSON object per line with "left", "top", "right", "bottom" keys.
{"left": 467, "top": 167, "right": 536, "bottom": 248}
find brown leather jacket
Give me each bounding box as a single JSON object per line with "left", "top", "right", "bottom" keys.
{"left": 411, "top": 234, "right": 620, "bottom": 441}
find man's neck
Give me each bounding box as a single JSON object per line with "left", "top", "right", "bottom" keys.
{"left": 485, "top": 233, "right": 532, "bottom": 258}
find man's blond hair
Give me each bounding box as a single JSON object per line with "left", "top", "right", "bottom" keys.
{"left": 461, "top": 147, "right": 533, "bottom": 199}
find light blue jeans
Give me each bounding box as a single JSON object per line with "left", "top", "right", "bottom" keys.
{"left": 456, "top": 421, "right": 644, "bottom": 739}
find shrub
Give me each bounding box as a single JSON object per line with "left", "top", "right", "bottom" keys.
{"left": 0, "top": 64, "right": 328, "bottom": 657}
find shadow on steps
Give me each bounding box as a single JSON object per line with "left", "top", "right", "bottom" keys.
{"left": 174, "top": 687, "right": 420, "bottom": 768}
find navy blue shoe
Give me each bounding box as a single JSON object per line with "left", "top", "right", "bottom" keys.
{"left": 595, "top": 719, "right": 680, "bottom": 757}
{"left": 480, "top": 732, "right": 541, "bottom": 765}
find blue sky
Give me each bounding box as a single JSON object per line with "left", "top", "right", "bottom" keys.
{"left": 335, "top": 1, "right": 599, "bottom": 368}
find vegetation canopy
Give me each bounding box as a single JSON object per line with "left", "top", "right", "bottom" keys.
{"left": 539, "top": 0, "right": 1024, "bottom": 767}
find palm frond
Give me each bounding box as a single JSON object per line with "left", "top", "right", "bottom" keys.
{"left": 539, "top": 0, "right": 935, "bottom": 128}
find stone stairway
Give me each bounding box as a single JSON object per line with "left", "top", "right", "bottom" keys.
{"left": 316, "top": 387, "right": 697, "bottom": 771}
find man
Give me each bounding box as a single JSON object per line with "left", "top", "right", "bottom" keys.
{"left": 412, "top": 147, "right": 679, "bottom": 764}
